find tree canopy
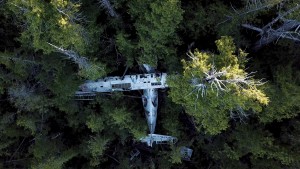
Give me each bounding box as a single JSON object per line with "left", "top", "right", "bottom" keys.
{"left": 168, "top": 36, "right": 268, "bottom": 134}
{"left": 0, "top": 0, "right": 300, "bottom": 168}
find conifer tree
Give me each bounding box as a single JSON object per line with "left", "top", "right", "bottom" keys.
{"left": 7, "top": 0, "right": 106, "bottom": 79}
{"left": 116, "top": 0, "right": 183, "bottom": 67}
{"left": 168, "top": 36, "right": 269, "bottom": 134}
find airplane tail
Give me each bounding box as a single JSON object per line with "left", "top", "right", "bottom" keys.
{"left": 140, "top": 134, "right": 177, "bottom": 147}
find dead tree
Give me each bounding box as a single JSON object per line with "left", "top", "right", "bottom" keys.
{"left": 48, "top": 43, "right": 105, "bottom": 79}
{"left": 54, "top": 0, "right": 86, "bottom": 24}
{"left": 218, "top": 0, "right": 279, "bottom": 25}
{"left": 8, "top": 83, "right": 38, "bottom": 111}
{"left": 186, "top": 51, "right": 265, "bottom": 98}
{"left": 219, "top": 0, "right": 300, "bottom": 50}
{"left": 188, "top": 66, "right": 264, "bottom": 98}
{"left": 242, "top": 4, "right": 300, "bottom": 50}
{"left": 47, "top": 43, "right": 90, "bottom": 70}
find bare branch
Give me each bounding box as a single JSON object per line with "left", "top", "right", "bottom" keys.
{"left": 8, "top": 84, "right": 35, "bottom": 101}
{"left": 262, "top": 3, "right": 300, "bottom": 31}
{"left": 55, "top": 6, "right": 86, "bottom": 23}
{"left": 242, "top": 24, "right": 263, "bottom": 33}
{"left": 241, "top": 2, "right": 300, "bottom": 49}
{"left": 230, "top": 106, "right": 250, "bottom": 123}
{"left": 275, "top": 30, "right": 300, "bottom": 42}
{"left": 0, "top": 55, "right": 37, "bottom": 65}
{"left": 187, "top": 65, "right": 265, "bottom": 101}
{"left": 47, "top": 42, "right": 90, "bottom": 69}
{"left": 243, "top": 19, "right": 300, "bottom": 49}
{"left": 218, "top": 0, "right": 278, "bottom": 25}
{"left": 98, "top": 0, "right": 119, "bottom": 18}
{"left": 9, "top": 138, "right": 26, "bottom": 162}
{"left": 242, "top": 1, "right": 274, "bottom": 15}
{"left": 246, "top": 0, "right": 268, "bottom": 9}
{"left": 295, "top": 24, "right": 300, "bottom": 32}
{"left": 9, "top": 3, "right": 29, "bottom": 13}
{"left": 186, "top": 50, "right": 197, "bottom": 61}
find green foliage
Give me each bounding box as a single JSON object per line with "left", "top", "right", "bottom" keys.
{"left": 181, "top": 1, "right": 206, "bottom": 39}
{"left": 88, "top": 135, "right": 109, "bottom": 157}
{"left": 7, "top": 1, "right": 106, "bottom": 80}
{"left": 195, "top": 122, "right": 300, "bottom": 169}
{"left": 109, "top": 107, "right": 132, "bottom": 128}
{"left": 169, "top": 146, "right": 182, "bottom": 164}
{"left": 16, "top": 114, "right": 38, "bottom": 134}
{"left": 86, "top": 113, "right": 105, "bottom": 133}
{"left": 0, "top": 138, "right": 15, "bottom": 156}
{"left": 0, "top": 52, "right": 31, "bottom": 79}
{"left": 101, "top": 97, "right": 147, "bottom": 140}
{"left": 259, "top": 65, "right": 300, "bottom": 122}
{"left": 118, "top": 158, "right": 131, "bottom": 169}
{"left": 31, "top": 148, "right": 78, "bottom": 169}
{"left": 31, "top": 137, "right": 59, "bottom": 160}
{"left": 221, "top": 125, "right": 295, "bottom": 165}
{"left": 160, "top": 98, "right": 183, "bottom": 137}
{"left": 182, "top": 1, "right": 231, "bottom": 39}
{"left": 88, "top": 134, "right": 110, "bottom": 165}
{"left": 117, "top": 0, "right": 183, "bottom": 67}
{"left": 78, "top": 62, "right": 106, "bottom": 80}
{"left": 8, "top": 86, "right": 46, "bottom": 112}
{"left": 285, "top": 0, "right": 300, "bottom": 20}
{"left": 8, "top": 0, "right": 87, "bottom": 54}
{"left": 168, "top": 36, "right": 268, "bottom": 134}
{"left": 115, "top": 32, "right": 136, "bottom": 67}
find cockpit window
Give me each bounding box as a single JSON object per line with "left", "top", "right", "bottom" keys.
{"left": 151, "top": 82, "right": 161, "bottom": 86}
{"left": 151, "top": 97, "right": 158, "bottom": 107}
{"left": 142, "top": 97, "right": 147, "bottom": 107}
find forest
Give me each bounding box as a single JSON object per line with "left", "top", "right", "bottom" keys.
{"left": 0, "top": 0, "right": 300, "bottom": 168}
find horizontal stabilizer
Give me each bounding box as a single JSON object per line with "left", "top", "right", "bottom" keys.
{"left": 140, "top": 134, "right": 177, "bottom": 147}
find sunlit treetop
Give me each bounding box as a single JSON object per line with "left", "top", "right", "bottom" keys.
{"left": 8, "top": 0, "right": 87, "bottom": 54}
{"left": 168, "top": 36, "right": 269, "bottom": 135}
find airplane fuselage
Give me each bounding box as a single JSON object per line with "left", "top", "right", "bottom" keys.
{"left": 76, "top": 73, "right": 167, "bottom": 134}
{"left": 142, "top": 88, "right": 158, "bottom": 134}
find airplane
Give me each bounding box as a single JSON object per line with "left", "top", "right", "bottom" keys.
{"left": 75, "top": 65, "right": 177, "bottom": 147}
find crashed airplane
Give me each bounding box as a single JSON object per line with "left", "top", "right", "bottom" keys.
{"left": 75, "top": 65, "right": 178, "bottom": 148}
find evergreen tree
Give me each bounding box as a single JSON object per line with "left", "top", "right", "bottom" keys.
{"left": 168, "top": 36, "right": 268, "bottom": 134}
{"left": 116, "top": 0, "right": 183, "bottom": 68}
